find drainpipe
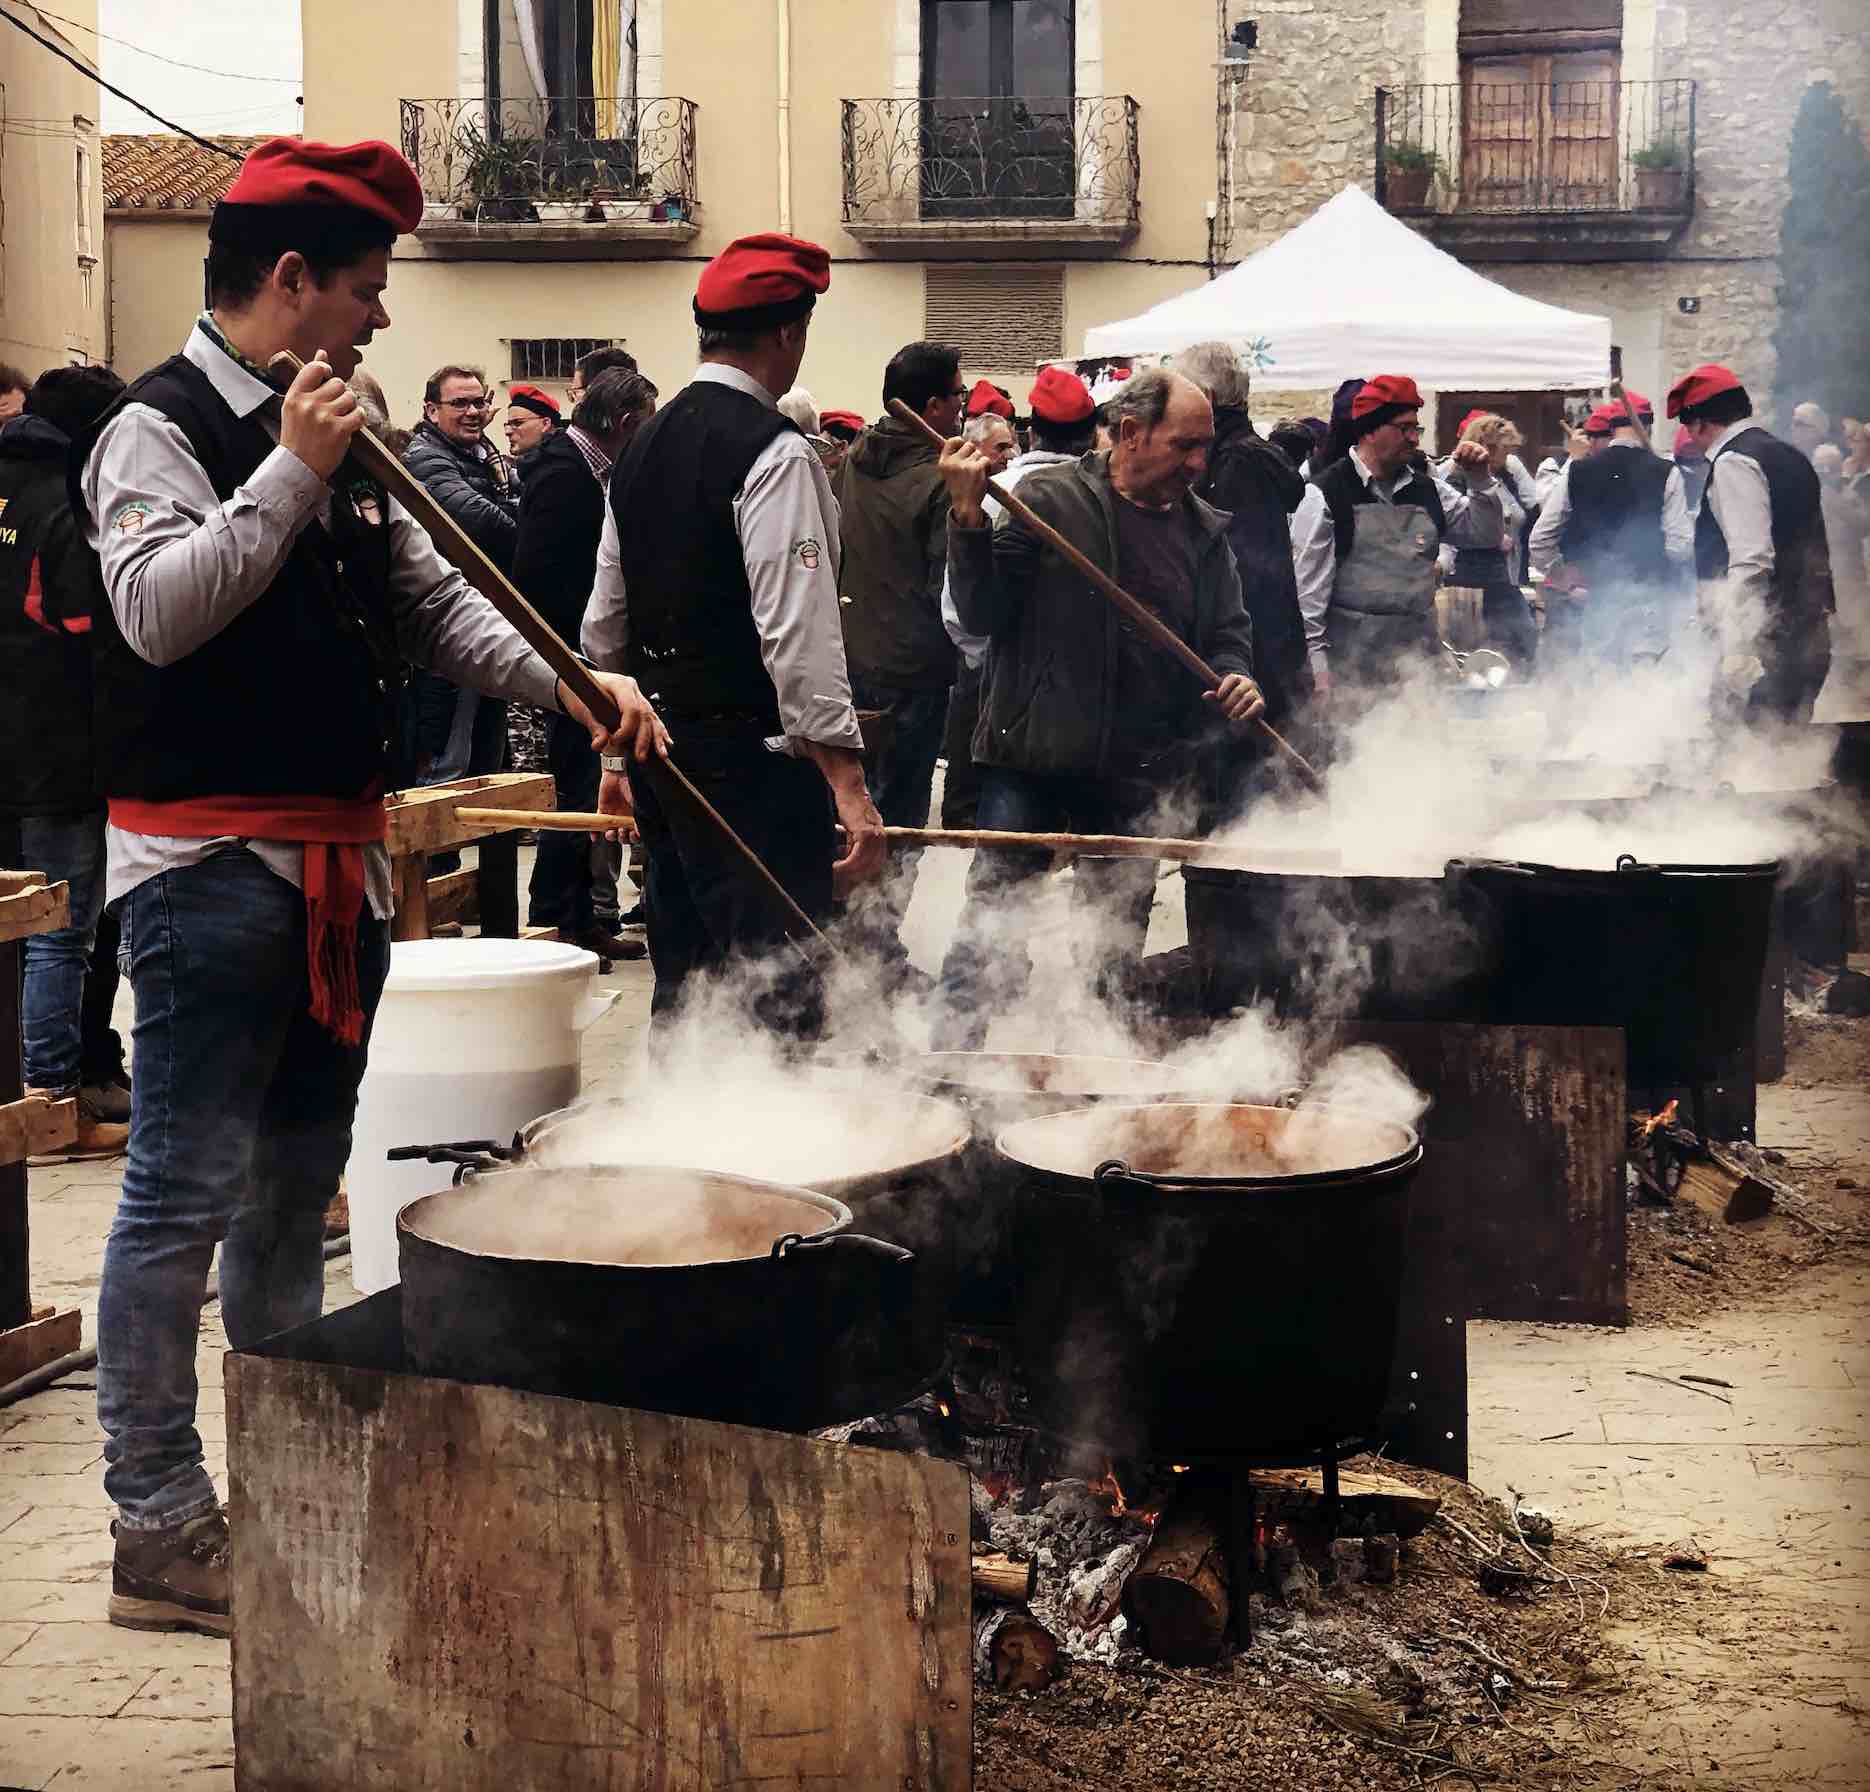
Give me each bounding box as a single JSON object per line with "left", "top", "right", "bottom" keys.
{"left": 776, "top": 0, "right": 793, "bottom": 232}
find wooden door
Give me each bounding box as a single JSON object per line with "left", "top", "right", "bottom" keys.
{"left": 1461, "top": 50, "right": 1619, "bottom": 210}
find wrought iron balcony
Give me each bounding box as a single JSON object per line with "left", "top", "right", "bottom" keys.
{"left": 399, "top": 96, "right": 698, "bottom": 249}
{"left": 840, "top": 96, "right": 1140, "bottom": 250}
{"left": 1375, "top": 79, "right": 1695, "bottom": 261}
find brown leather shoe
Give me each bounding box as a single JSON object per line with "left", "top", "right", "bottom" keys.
{"left": 109, "top": 1511, "right": 231, "bottom": 1637}
{"left": 568, "top": 925, "right": 647, "bottom": 965}
{"left": 24, "top": 1086, "right": 128, "bottom": 1162}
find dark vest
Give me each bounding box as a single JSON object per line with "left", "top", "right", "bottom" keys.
{"left": 1564, "top": 442, "right": 1671, "bottom": 589}
{"left": 71, "top": 353, "right": 401, "bottom": 800}
{"left": 608, "top": 380, "right": 793, "bottom": 727}
{"left": 1695, "top": 426, "right": 1834, "bottom": 627}
{"left": 1313, "top": 456, "right": 1448, "bottom": 562}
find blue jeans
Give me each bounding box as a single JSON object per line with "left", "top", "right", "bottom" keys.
{"left": 933, "top": 765, "right": 1161, "bottom": 1051}
{"left": 847, "top": 677, "right": 951, "bottom": 967}
{"left": 18, "top": 810, "right": 107, "bottom": 1093}
{"left": 96, "top": 848, "right": 389, "bottom": 1529}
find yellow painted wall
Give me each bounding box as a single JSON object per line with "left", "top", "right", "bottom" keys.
{"left": 0, "top": 2, "right": 106, "bottom": 372}
{"left": 1106, "top": 0, "right": 1217, "bottom": 265}
{"left": 104, "top": 220, "right": 209, "bottom": 381}
{"left": 301, "top": 0, "right": 456, "bottom": 144}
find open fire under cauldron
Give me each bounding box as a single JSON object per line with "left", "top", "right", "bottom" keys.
{"left": 396, "top": 1165, "right": 944, "bottom": 1432}
{"left": 995, "top": 1102, "right": 1423, "bottom": 1466}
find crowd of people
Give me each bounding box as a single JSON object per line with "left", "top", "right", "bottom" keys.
{"left": 0, "top": 128, "right": 1859, "bottom": 1641}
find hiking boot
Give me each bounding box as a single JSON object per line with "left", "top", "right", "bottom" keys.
{"left": 24, "top": 1086, "right": 128, "bottom": 1162}
{"left": 109, "top": 1510, "right": 231, "bottom": 1637}
{"left": 80, "top": 1079, "right": 132, "bottom": 1124}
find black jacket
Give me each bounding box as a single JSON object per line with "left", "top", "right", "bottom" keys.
{"left": 404, "top": 421, "right": 520, "bottom": 574}
{"left": 512, "top": 428, "right": 607, "bottom": 647}
{"left": 949, "top": 452, "right": 1254, "bottom": 778}
{"left": 1200, "top": 407, "right": 1312, "bottom": 723}
{"left": 0, "top": 416, "right": 101, "bottom": 816}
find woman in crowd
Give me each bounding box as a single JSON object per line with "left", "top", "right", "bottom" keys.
{"left": 1438, "top": 410, "right": 1539, "bottom": 668}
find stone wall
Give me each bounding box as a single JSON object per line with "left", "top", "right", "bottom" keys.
{"left": 1219, "top": 0, "right": 1421, "bottom": 255}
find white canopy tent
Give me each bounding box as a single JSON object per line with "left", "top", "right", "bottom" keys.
{"left": 1081, "top": 186, "right": 1611, "bottom": 392}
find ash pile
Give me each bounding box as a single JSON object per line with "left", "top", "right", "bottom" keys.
{"left": 817, "top": 1338, "right": 1646, "bottom": 1792}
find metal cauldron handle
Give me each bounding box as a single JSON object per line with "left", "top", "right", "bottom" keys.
{"left": 386, "top": 1136, "right": 525, "bottom": 1185}
{"left": 771, "top": 1231, "right": 914, "bottom": 1267}
{"left": 1093, "top": 1157, "right": 1204, "bottom": 1197}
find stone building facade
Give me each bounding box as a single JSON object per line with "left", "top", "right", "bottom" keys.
{"left": 1218, "top": 0, "right": 1870, "bottom": 440}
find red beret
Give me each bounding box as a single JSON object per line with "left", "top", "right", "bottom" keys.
{"left": 966, "top": 380, "right": 1015, "bottom": 419}
{"left": 1619, "top": 388, "right": 1654, "bottom": 421}
{"left": 507, "top": 383, "right": 561, "bottom": 420}
{"left": 1456, "top": 408, "right": 1488, "bottom": 437}
{"left": 1029, "top": 365, "right": 1094, "bottom": 426}
{"left": 819, "top": 409, "right": 866, "bottom": 436}
{"left": 215, "top": 137, "right": 423, "bottom": 236}
{"left": 1350, "top": 374, "right": 1422, "bottom": 419}
{"left": 1667, "top": 363, "right": 1744, "bottom": 419}
{"left": 694, "top": 232, "right": 830, "bottom": 330}
{"left": 1582, "top": 405, "right": 1618, "bottom": 437}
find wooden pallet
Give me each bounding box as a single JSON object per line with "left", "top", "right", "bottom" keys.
{"left": 384, "top": 773, "right": 556, "bottom": 943}
{"left": 0, "top": 867, "right": 84, "bottom": 1386}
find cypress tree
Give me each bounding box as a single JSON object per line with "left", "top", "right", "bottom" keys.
{"left": 1773, "top": 82, "right": 1870, "bottom": 422}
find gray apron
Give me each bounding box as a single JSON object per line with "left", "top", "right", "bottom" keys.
{"left": 1329, "top": 500, "right": 1441, "bottom": 688}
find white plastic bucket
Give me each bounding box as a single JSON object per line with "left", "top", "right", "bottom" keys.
{"left": 344, "top": 939, "right": 621, "bottom": 1294}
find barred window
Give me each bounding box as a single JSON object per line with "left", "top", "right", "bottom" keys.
{"left": 923, "top": 266, "right": 1064, "bottom": 370}
{"left": 508, "top": 338, "right": 623, "bottom": 381}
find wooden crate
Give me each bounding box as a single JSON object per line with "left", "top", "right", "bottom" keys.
{"left": 227, "top": 1296, "right": 974, "bottom": 1790}
{"left": 384, "top": 773, "right": 556, "bottom": 942}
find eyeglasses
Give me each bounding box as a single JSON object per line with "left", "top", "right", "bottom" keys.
{"left": 436, "top": 396, "right": 491, "bottom": 412}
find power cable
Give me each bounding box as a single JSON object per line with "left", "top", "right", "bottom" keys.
{"left": 0, "top": 4, "right": 242, "bottom": 159}
{"left": 31, "top": 3, "right": 302, "bottom": 84}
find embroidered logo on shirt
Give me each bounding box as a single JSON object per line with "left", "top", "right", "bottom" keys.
{"left": 795, "top": 537, "right": 822, "bottom": 571}
{"left": 114, "top": 502, "right": 152, "bottom": 536}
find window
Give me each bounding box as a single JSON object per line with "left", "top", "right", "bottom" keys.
{"left": 74, "top": 134, "right": 95, "bottom": 261}
{"left": 924, "top": 265, "right": 1063, "bottom": 367}
{"left": 509, "top": 337, "right": 621, "bottom": 381}
{"left": 1459, "top": 0, "right": 1620, "bottom": 211}
{"left": 920, "top": 0, "right": 1075, "bottom": 218}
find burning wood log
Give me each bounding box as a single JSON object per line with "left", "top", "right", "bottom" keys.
{"left": 1118, "top": 1481, "right": 1230, "bottom": 1667}
{"left": 973, "top": 1608, "right": 1062, "bottom": 1692}
{"left": 971, "top": 1551, "right": 1037, "bottom": 1603}
{"left": 1677, "top": 1146, "right": 1775, "bottom": 1225}
{"left": 1247, "top": 1465, "right": 1441, "bottom": 1539}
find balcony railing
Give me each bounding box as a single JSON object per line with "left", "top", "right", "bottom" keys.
{"left": 399, "top": 95, "right": 697, "bottom": 232}
{"left": 841, "top": 96, "right": 1139, "bottom": 243}
{"left": 1376, "top": 79, "right": 1695, "bottom": 218}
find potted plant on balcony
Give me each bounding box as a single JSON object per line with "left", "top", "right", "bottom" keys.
{"left": 1385, "top": 141, "right": 1439, "bottom": 210}
{"left": 1632, "top": 138, "right": 1688, "bottom": 209}
{"left": 461, "top": 123, "right": 543, "bottom": 222}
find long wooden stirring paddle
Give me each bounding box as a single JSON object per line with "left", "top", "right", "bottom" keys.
{"left": 885, "top": 397, "right": 1325, "bottom": 793}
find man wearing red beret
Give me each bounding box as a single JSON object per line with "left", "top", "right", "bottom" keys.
{"left": 70, "top": 136, "right": 665, "bottom": 1638}
{"left": 1668, "top": 363, "right": 1834, "bottom": 723}
{"left": 588, "top": 232, "right": 885, "bottom": 1033}
{"left": 1528, "top": 390, "right": 1694, "bottom": 669}
{"left": 1289, "top": 374, "right": 1505, "bottom": 704}
{"left": 503, "top": 381, "right": 563, "bottom": 470}
{"left": 966, "top": 379, "right": 1016, "bottom": 421}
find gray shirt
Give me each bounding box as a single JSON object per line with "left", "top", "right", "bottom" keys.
{"left": 582, "top": 361, "right": 862, "bottom": 754}
{"left": 1289, "top": 447, "right": 1503, "bottom": 672}
{"left": 1526, "top": 450, "right": 1695, "bottom": 577}
{"left": 1697, "top": 419, "right": 1779, "bottom": 648}
{"left": 83, "top": 320, "right": 565, "bottom": 912}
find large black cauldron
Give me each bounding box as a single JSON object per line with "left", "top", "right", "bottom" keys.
{"left": 398, "top": 1166, "right": 942, "bottom": 1432}
{"left": 996, "top": 1103, "right": 1423, "bottom": 1463}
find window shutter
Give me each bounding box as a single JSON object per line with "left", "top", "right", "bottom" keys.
{"left": 923, "top": 266, "right": 1065, "bottom": 370}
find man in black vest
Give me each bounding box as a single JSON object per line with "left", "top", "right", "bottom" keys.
{"left": 1529, "top": 392, "right": 1694, "bottom": 669}
{"left": 73, "top": 136, "right": 664, "bottom": 1638}
{"left": 1669, "top": 363, "right": 1834, "bottom": 724}
{"left": 588, "top": 233, "right": 886, "bottom": 1039}
{"left": 1289, "top": 374, "right": 1503, "bottom": 710}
